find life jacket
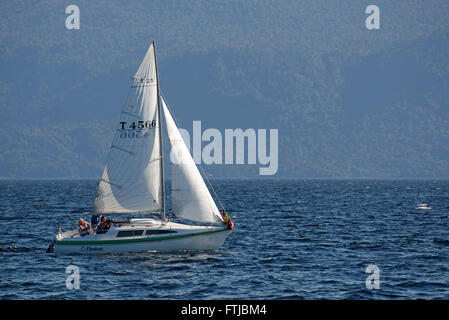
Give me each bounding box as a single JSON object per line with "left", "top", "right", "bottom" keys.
{"left": 226, "top": 217, "right": 234, "bottom": 230}
{"left": 79, "top": 221, "right": 89, "bottom": 231}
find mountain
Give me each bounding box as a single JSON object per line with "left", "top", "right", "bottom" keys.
{"left": 0, "top": 0, "right": 448, "bottom": 179}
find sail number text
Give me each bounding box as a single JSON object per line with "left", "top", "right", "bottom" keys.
{"left": 119, "top": 120, "right": 156, "bottom": 139}
{"left": 120, "top": 120, "right": 156, "bottom": 130}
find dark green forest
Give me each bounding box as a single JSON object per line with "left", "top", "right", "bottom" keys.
{"left": 1, "top": 1, "right": 448, "bottom": 178}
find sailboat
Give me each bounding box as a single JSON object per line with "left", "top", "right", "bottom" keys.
{"left": 48, "top": 42, "right": 234, "bottom": 254}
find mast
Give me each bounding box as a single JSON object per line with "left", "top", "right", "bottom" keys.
{"left": 153, "top": 41, "right": 166, "bottom": 220}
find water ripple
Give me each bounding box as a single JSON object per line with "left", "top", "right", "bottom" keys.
{"left": 1, "top": 179, "right": 449, "bottom": 299}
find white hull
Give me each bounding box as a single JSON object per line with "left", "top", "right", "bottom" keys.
{"left": 50, "top": 218, "right": 232, "bottom": 254}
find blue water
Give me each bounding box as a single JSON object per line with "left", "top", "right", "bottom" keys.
{"left": 1, "top": 179, "right": 449, "bottom": 299}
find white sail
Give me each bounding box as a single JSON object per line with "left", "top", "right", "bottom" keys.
{"left": 162, "top": 97, "right": 223, "bottom": 224}
{"left": 94, "top": 43, "right": 162, "bottom": 213}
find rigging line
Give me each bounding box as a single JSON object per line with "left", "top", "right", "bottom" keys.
{"left": 160, "top": 92, "right": 226, "bottom": 213}
{"left": 99, "top": 179, "right": 122, "bottom": 189}
{"left": 111, "top": 145, "right": 134, "bottom": 155}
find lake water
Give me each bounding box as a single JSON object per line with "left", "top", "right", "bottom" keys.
{"left": 1, "top": 179, "right": 448, "bottom": 299}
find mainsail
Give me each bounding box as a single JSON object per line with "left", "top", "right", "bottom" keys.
{"left": 162, "top": 97, "right": 223, "bottom": 224}
{"left": 94, "top": 43, "right": 162, "bottom": 213}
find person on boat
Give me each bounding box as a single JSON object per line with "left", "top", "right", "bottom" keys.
{"left": 90, "top": 214, "right": 101, "bottom": 230}
{"left": 226, "top": 216, "right": 234, "bottom": 230}
{"left": 221, "top": 209, "right": 229, "bottom": 223}
{"left": 221, "top": 209, "right": 234, "bottom": 230}
{"left": 78, "top": 218, "right": 91, "bottom": 236}
{"left": 96, "top": 215, "right": 114, "bottom": 234}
